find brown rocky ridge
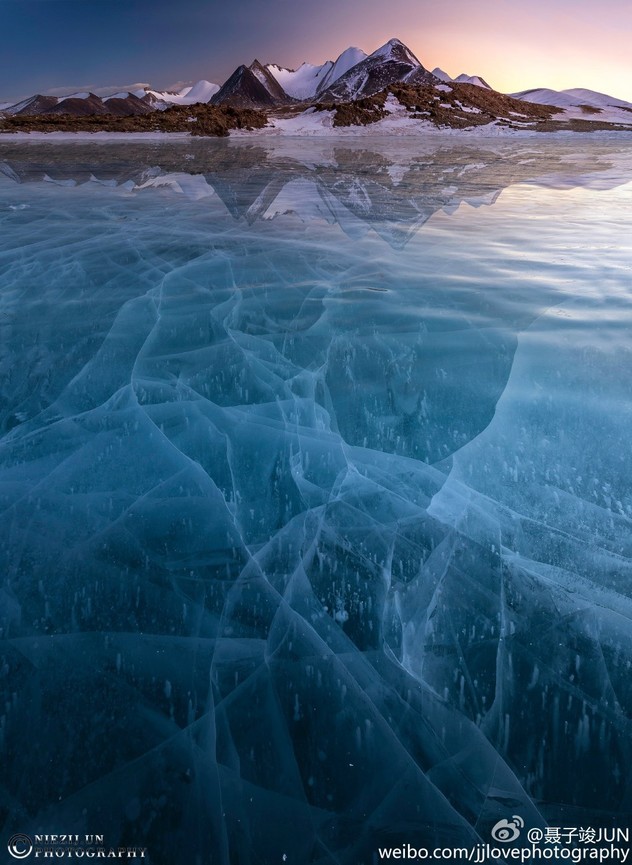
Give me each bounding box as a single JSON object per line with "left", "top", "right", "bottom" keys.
{"left": 3, "top": 82, "right": 632, "bottom": 136}
{"left": 310, "top": 81, "right": 632, "bottom": 131}
{"left": 0, "top": 103, "right": 268, "bottom": 136}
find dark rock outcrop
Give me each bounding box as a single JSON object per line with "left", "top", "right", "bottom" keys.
{"left": 6, "top": 94, "right": 59, "bottom": 116}
{"left": 49, "top": 93, "right": 109, "bottom": 116}
{"left": 211, "top": 66, "right": 279, "bottom": 109}
{"left": 103, "top": 93, "right": 156, "bottom": 117}
{"left": 249, "top": 60, "right": 292, "bottom": 103}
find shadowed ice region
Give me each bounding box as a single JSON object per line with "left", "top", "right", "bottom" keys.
{"left": 1, "top": 139, "right": 632, "bottom": 863}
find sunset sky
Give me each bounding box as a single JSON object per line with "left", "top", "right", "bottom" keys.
{"left": 2, "top": 0, "right": 632, "bottom": 103}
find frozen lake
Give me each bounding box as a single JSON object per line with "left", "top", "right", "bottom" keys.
{"left": 1, "top": 138, "right": 632, "bottom": 862}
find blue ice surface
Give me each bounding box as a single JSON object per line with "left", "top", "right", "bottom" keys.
{"left": 1, "top": 138, "right": 632, "bottom": 863}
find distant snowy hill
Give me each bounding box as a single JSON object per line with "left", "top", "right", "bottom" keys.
{"left": 8, "top": 91, "right": 154, "bottom": 117}
{"left": 512, "top": 86, "right": 632, "bottom": 122}
{"left": 454, "top": 74, "right": 492, "bottom": 89}
{"left": 512, "top": 88, "right": 586, "bottom": 108}
{"left": 431, "top": 68, "right": 452, "bottom": 83}
{"left": 140, "top": 81, "right": 220, "bottom": 108}
{"left": 5, "top": 94, "right": 59, "bottom": 115}
{"left": 180, "top": 80, "right": 220, "bottom": 103}
{"left": 513, "top": 86, "right": 632, "bottom": 109}
{"left": 3, "top": 81, "right": 220, "bottom": 116}
{"left": 429, "top": 68, "right": 492, "bottom": 89}
{"left": 562, "top": 87, "right": 632, "bottom": 108}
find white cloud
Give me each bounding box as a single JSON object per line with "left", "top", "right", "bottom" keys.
{"left": 166, "top": 81, "right": 193, "bottom": 93}
{"left": 44, "top": 82, "right": 151, "bottom": 98}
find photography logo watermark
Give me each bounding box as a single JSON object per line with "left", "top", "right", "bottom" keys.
{"left": 491, "top": 816, "right": 525, "bottom": 843}
{"left": 8, "top": 835, "right": 33, "bottom": 860}
{"left": 6, "top": 834, "right": 147, "bottom": 859}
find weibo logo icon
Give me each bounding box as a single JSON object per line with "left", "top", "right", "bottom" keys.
{"left": 491, "top": 816, "right": 524, "bottom": 843}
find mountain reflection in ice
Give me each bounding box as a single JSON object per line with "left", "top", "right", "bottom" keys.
{"left": 1, "top": 139, "right": 632, "bottom": 864}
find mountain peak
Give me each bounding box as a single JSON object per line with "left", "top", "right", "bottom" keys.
{"left": 212, "top": 62, "right": 291, "bottom": 108}
{"left": 432, "top": 67, "right": 452, "bottom": 82}
{"left": 369, "top": 37, "right": 420, "bottom": 66}
{"left": 249, "top": 60, "right": 291, "bottom": 102}
{"left": 454, "top": 73, "right": 492, "bottom": 89}
{"left": 315, "top": 46, "right": 367, "bottom": 95}
{"left": 338, "top": 45, "right": 365, "bottom": 57}
{"left": 319, "top": 37, "right": 432, "bottom": 101}
{"left": 211, "top": 64, "right": 278, "bottom": 108}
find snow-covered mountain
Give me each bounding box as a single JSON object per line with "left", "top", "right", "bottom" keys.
{"left": 4, "top": 38, "right": 632, "bottom": 129}
{"left": 512, "top": 86, "right": 632, "bottom": 123}
{"left": 265, "top": 62, "right": 332, "bottom": 100}
{"left": 314, "top": 47, "right": 368, "bottom": 95}
{"left": 178, "top": 80, "right": 220, "bottom": 103}
{"left": 265, "top": 48, "right": 367, "bottom": 100}
{"left": 431, "top": 69, "right": 492, "bottom": 89}
{"left": 562, "top": 87, "right": 632, "bottom": 108}
{"left": 317, "top": 38, "right": 436, "bottom": 101}
{"left": 266, "top": 61, "right": 332, "bottom": 100}
{"left": 454, "top": 74, "right": 492, "bottom": 89}
{"left": 513, "top": 86, "right": 632, "bottom": 109}
{"left": 138, "top": 81, "right": 220, "bottom": 108}
{"left": 431, "top": 68, "right": 452, "bottom": 83}
{"left": 3, "top": 81, "right": 220, "bottom": 116}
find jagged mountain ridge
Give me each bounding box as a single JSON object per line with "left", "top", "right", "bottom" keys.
{"left": 264, "top": 48, "right": 368, "bottom": 100}
{"left": 317, "top": 38, "right": 437, "bottom": 101}
{"left": 431, "top": 68, "right": 492, "bottom": 89}
{"left": 4, "top": 91, "right": 154, "bottom": 117}
{"left": 2, "top": 37, "right": 439, "bottom": 116}
{"left": 212, "top": 38, "right": 436, "bottom": 107}
{"left": 4, "top": 94, "right": 59, "bottom": 115}
{"left": 2, "top": 85, "right": 219, "bottom": 118}
{"left": 248, "top": 60, "right": 293, "bottom": 103}
{"left": 3, "top": 36, "right": 632, "bottom": 125}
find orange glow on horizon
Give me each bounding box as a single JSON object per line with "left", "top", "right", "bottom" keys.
{"left": 291, "top": 2, "right": 632, "bottom": 103}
